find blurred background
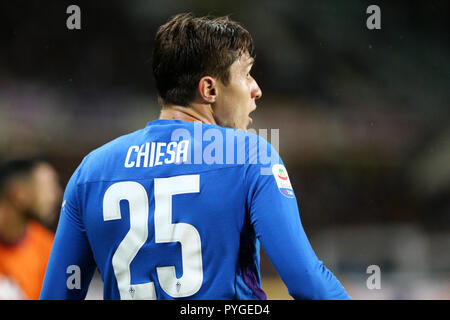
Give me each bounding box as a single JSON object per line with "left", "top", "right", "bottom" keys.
{"left": 0, "top": 0, "right": 449, "bottom": 299}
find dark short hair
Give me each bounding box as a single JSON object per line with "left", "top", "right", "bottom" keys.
{"left": 0, "top": 157, "right": 44, "bottom": 196}
{"left": 152, "top": 13, "right": 255, "bottom": 106}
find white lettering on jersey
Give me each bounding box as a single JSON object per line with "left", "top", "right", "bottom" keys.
{"left": 136, "top": 142, "right": 150, "bottom": 168}
{"left": 154, "top": 142, "right": 166, "bottom": 166}
{"left": 125, "top": 146, "right": 139, "bottom": 168}
{"left": 124, "top": 140, "right": 190, "bottom": 168}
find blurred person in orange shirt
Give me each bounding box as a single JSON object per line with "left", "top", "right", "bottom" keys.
{"left": 0, "top": 158, "right": 62, "bottom": 299}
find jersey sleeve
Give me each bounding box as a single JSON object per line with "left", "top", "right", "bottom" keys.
{"left": 246, "top": 139, "right": 351, "bottom": 300}
{"left": 40, "top": 161, "right": 96, "bottom": 300}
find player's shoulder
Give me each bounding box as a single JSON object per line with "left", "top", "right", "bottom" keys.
{"left": 75, "top": 127, "right": 147, "bottom": 182}
{"left": 218, "top": 125, "right": 278, "bottom": 154}
{"left": 199, "top": 124, "right": 282, "bottom": 174}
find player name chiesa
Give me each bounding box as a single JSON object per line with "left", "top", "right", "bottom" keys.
{"left": 124, "top": 140, "right": 189, "bottom": 168}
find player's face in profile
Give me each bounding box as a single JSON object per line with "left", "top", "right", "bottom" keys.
{"left": 214, "top": 51, "right": 262, "bottom": 131}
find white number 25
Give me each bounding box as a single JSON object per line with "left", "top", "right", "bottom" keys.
{"left": 103, "top": 174, "right": 203, "bottom": 299}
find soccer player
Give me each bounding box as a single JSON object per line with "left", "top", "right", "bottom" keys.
{"left": 40, "top": 13, "right": 351, "bottom": 300}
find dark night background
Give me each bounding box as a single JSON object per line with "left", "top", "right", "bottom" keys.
{"left": 0, "top": 0, "right": 449, "bottom": 299}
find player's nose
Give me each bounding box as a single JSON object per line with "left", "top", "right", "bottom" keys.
{"left": 251, "top": 78, "right": 262, "bottom": 100}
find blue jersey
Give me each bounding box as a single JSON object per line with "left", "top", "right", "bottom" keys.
{"left": 40, "top": 119, "right": 350, "bottom": 300}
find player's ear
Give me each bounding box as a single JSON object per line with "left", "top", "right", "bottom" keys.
{"left": 198, "top": 76, "right": 217, "bottom": 104}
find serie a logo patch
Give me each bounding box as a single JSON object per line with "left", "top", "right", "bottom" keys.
{"left": 272, "top": 164, "right": 295, "bottom": 198}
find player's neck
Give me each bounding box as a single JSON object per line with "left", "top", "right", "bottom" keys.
{"left": 0, "top": 202, "right": 28, "bottom": 245}
{"left": 159, "top": 103, "right": 218, "bottom": 126}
